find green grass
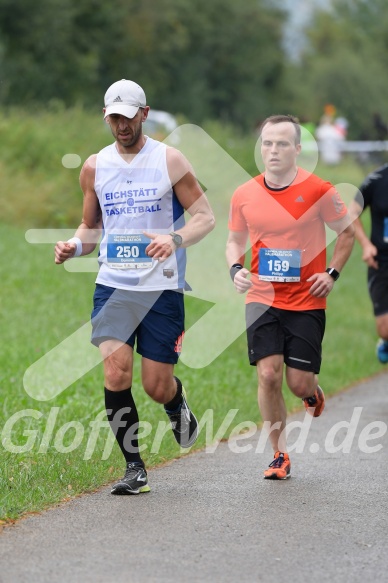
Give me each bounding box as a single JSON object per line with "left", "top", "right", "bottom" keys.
{"left": 0, "top": 106, "right": 111, "bottom": 228}
{"left": 0, "top": 110, "right": 383, "bottom": 522}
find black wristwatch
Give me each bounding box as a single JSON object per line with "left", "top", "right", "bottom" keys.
{"left": 326, "top": 267, "right": 340, "bottom": 281}
{"left": 170, "top": 232, "right": 183, "bottom": 248}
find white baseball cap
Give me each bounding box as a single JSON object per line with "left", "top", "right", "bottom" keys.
{"left": 104, "top": 79, "right": 146, "bottom": 119}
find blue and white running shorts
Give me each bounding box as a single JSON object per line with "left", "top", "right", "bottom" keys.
{"left": 91, "top": 283, "right": 185, "bottom": 364}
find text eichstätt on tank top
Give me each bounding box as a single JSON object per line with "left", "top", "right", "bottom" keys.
{"left": 94, "top": 137, "right": 186, "bottom": 291}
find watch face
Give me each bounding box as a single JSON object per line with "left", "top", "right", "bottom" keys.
{"left": 327, "top": 268, "right": 340, "bottom": 281}
{"left": 171, "top": 233, "right": 182, "bottom": 247}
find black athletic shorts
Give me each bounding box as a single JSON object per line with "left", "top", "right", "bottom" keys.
{"left": 368, "top": 265, "right": 388, "bottom": 316}
{"left": 245, "top": 302, "right": 326, "bottom": 373}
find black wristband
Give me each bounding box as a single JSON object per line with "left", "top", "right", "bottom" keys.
{"left": 230, "top": 263, "right": 244, "bottom": 281}
{"left": 326, "top": 267, "right": 340, "bottom": 281}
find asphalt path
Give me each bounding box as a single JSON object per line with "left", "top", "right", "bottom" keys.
{"left": 1, "top": 372, "right": 388, "bottom": 583}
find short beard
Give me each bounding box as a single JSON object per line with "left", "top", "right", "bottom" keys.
{"left": 115, "top": 121, "right": 143, "bottom": 149}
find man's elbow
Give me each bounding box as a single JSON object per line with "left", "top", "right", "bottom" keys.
{"left": 208, "top": 213, "right": 216, "bottom": 233}
{"left": 347, "top": 222, "right": 356, "bottom": 240}
{"left": 199, "top": 210, "right": 215, "bottom": 234}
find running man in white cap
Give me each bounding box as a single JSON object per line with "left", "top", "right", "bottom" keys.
{"left": 55, "top": 79, "right": 215, "bottom": 495}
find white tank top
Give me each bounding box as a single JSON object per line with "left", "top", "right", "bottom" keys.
{"left": 94, "top": 137, "right": 186, "bottom": 291}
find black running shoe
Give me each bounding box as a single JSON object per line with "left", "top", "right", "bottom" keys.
{"left": 111, "top": 462, "right": 150, "bottom": 495}
{"left": 165, "top": 388, "right": 198, "bottom": 448}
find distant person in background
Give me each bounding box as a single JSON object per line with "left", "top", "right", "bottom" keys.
{"left": 373, "top": 113, "right": 388, "bottom": 141}
{"left": 315, "top": 115, "right": 345, "bottom": 165}
{"left": 350, "top": 164, "right": 388, "bottom": 363}
{"left": 334, "top": 117, "right": 348, "bottom": 139}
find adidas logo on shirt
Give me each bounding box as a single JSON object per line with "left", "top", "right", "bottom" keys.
{"left": 295, "top": 195, "right": 305, "bottom": 202}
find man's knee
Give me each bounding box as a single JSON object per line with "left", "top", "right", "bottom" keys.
{"left": 143, "top": 376, "right": 174, "bottom": 403}
{"left": 258, "top": 363, "right": 283, "bottom": 391}
{"left": 141, "top": 359, "right": 176, "bottom": 403}
{"left": 104, "top": 359, "right": 132, "bottom": 390}
{"left": 102, "top": 348, "right": 133, "bottom": 391}
{"left": 287, "top": 369, "right": 315, "bottom": 398}
{"left": 99, "top": 340, "right": 133, "bottom": 390}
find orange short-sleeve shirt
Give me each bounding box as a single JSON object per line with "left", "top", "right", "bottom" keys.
{"left": 228, "top": 168, "right": 348, "bottom": 310}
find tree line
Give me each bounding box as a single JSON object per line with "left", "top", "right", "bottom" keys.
{"left": 0, "top": 0, "right": 387, "bottom": 138}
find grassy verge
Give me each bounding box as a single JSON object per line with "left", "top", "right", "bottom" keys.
{"left": 0, "top": 111, "right": 383, "bottom": 522}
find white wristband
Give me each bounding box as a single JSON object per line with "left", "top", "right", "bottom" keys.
{"left": 67, "top": 237, "right": 82, "bottom": 257}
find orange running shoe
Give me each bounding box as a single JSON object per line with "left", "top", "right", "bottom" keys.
{"left": 263, "top": 452, "right": 291, "bottom": 480}
{"left": 303, "top": 385, "right": 325, "bottom": 417}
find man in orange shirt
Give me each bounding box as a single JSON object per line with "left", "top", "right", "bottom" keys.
{"left": 226, "top": 115, "right": 354, "bottom": 479}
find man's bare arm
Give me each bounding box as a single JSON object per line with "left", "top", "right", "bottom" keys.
{"left": 349, "top": 199, "right": 378, "bottom": 269}
{"left": 144, "top": 147, "right": 215, "bottom": 260}
{"left": 308, "top": 215, "right": 355, "bottom": 298}
{"left": 55, "top": 155, "right": 102, "bottom": 264}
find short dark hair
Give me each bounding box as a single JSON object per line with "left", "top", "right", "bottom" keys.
{"left": 259, "top": 114, "right": 301, "bottom": 145}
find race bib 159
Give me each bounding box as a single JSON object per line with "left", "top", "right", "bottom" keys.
{"left": 259, "top": 248, "right": 301, "bottom": 282}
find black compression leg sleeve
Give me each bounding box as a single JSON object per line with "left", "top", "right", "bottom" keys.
{"left": 104, "top": 387, "right": 143, "bottom": 466}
